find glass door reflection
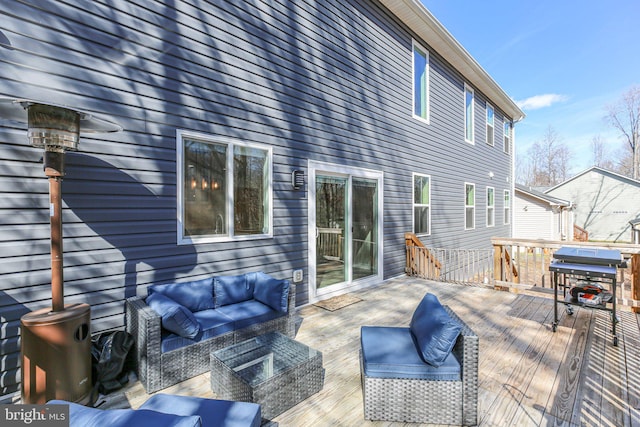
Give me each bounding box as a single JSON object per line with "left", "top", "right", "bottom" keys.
{"left": 315, "top": 175, "right": 347, "bottom": 289}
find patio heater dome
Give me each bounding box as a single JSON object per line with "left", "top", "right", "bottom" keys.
{"left": 0, "top": 97, "right": 121, "bottom": 405}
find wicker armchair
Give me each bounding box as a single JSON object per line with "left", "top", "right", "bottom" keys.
{"left": 360, "top": 305, "right": 478, "bottom": 425}
{"left": 125, "top": 282, "right": 296, "bottom": 393}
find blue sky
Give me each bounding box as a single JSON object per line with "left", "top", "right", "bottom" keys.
{"left": 421, "top": 0, "right": 640, "bottom": 175}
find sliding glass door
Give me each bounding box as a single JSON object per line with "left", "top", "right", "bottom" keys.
{"left": 309, "top": 162, "right": 383, "bottom": 299}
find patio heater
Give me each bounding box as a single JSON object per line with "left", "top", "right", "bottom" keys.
{"left": 0, "top": 99, "right": 121, "bottom": 404}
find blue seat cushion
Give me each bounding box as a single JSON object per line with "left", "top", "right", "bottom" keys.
{"left": 216, "top": 300, "right": 283, "bottom": 330}
{"left": 148, "top": 277, "right": 214, "bottom": 313}
{"left": 160, "top": 309, "right": 235, "bottom": 353}
{"left": 139, "top": 394, "right": 261, "bottom": 427}
{"left": 409, "top": 293, "right": 462, "bottom": 367}
{"left": 48, "top": 400, "right": 201, "bottom": 427}
{"left": 146, "top": 292, "right": 200, "bottom": 339}
{"left": 360, "top": 326, "right": 461, "bottom": 381}
{"left": 252, "top": 273, "right": 290, "bottom": 313}
{"left": 214, "top": 275, "right": 254, "bottom": 307}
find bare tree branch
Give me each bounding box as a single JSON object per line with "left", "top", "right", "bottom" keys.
{"left": 606, "top": 85, "right": 640, "bottom": 179}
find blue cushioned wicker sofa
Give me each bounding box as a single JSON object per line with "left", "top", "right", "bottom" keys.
{"left": 126, "top": 272, "right": 296, "bottom": 393}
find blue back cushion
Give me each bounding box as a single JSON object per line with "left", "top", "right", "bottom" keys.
{"left": 214, "top": 275, "right": 254, "bottom": 307}
{"left": 147, "top": 292, "right": 201, "bottom": 339}
{"left": 148, "top": 277, "right": 214, "bottom": 313}
{"left": 409, "top": 293, "right": 461, "bottom": 367}
{"left": 253, "top": 273, "right": 290, "bottom": 313}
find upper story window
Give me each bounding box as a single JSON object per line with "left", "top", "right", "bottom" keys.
{"left": 504, "top": 190, "right": 511, "bottom": 225}
{"left": 465, "top": 183, "right": 475, "bottom": 230}
{"left": 413, "top": 41, "right": 430, "bottom": 123}
{"left": 504, "top": 121, "right": 512, "bottom": 154}
{"left": 486, "top": 104, "right": 494, "bottom": 146}
{"left": 464, "top": 85, "right": 475, "bottom": 143}
{"left": 413, "top": 173, "right": 431, "bottom": 235}
{"left": 486, "top": 187, "right": 495, "bottom": 227}
{"left": 177, "top": 130, "right": 272, "bottom": 244}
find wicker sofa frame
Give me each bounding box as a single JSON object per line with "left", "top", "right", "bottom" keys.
{"left": 360, "top": 305, "right": 478, "bottom": 425}
{"left": 125, "top": 283, "right": 296, "bottom": 394}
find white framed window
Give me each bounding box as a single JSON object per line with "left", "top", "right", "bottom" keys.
{"left": 486, "top": 187, "right": 495, "bottom": 227}
{"left": 486, "top": 104, "right": 494, "bottom": 146}
{"left": 504, "top": 121, "right": 511, "bottom": 154}
{"left": 176, "top": 130, "right": 272, "bottom": 244}
{"left": 464, "top": 84, "right": 475, "bottom": 143}
{"left": 413, "top": 173, "right": 431, "bottom": 235}
{"left": 412, "top": 41, "right": 430, "bottom": 123}
{"left": 465, "top": 183, "right": 475, "bottom": 230}
{"left": 504, "top": 190, "right": 511, "bottom": 225}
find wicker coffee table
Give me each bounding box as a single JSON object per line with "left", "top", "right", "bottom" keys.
{"left": 210, "top": 331, "right": 324, "bottom": 419}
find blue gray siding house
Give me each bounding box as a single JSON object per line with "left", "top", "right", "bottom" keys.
{"left": 0, "top": 0, "right": 524, "bottom": 397}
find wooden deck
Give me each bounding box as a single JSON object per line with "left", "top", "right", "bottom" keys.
{"left": 102, "top": 276, "right": 640, "bottom": 426}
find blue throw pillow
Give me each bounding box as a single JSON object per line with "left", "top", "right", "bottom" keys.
{"left": 146, "top": 293, "right": 201, "bottom": 339}
{"left": 409, "top": 293, "right": 461, "bottom": 367}
{"left": 214, "top": 275, "right": 254, "bottom": 307}
{"left": 148, "top": 277, "right": 214, "bottom": 313}
{"left": 253, "top": 275, "right": 290, "bottom": 313}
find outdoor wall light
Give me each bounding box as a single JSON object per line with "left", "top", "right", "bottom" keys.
{"left": 292, "top": 170, "right": 304, "bottom": 190}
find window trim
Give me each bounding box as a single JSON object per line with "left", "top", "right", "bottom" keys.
{"left": 412, "top": 173, "right": 431, "bottom": 236}
{"left": 176, "top": 129, "right": 273, "bottom": 245}
{"left": 464, "top": 182, "right": 475, "bottom": 230}
{"left": 486, "top": 186, "right": 495, "bottom": 228}
{"left": 464, "top": 84, "right": 475, "bottom": 144}
{"left": 412, "top": 40, "right": 430, "bottom": 124}
{"left": 486, "top": 103, "right": 494, "bottom": 146}
{"left": 504, "top": 189, "right": 511, "bottom": 225}
{"left": 504, "top": 121, "right": 511, "bottom": 154}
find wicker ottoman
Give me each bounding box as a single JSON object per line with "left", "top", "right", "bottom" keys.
{"left": 210, "top": 332, "right": 324, "bottom": 420}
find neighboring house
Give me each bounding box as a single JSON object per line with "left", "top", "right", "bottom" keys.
{"left": 514, "top": 184, "right": 573, "bottom": 241}
{"left": 0, "top": 1, "right": 523, "bottom": 397}
{"left": 546, "top": 167, "right": 640, "bottom": 243}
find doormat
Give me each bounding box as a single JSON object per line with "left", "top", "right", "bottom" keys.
{"left": 314, "top": 294, "right": 363, "bottom": 311}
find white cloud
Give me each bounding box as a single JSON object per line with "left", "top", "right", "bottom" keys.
{"left": 515, "top": 94, "right": 569, "bottom": 110}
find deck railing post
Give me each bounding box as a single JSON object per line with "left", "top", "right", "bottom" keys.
{"left": 493, "top": 244, "right": 503, "bottom": 289}
{"left": 632, "top": 254, "right": 640, "bottom": 313}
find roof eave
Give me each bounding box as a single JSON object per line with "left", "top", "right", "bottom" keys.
{"left": 379, "top": 0, "right": 525, "bottom": 122}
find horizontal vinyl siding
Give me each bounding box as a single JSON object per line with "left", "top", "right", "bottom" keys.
{"left": 514, "top": 194, "right": 554, "bottom": 240}
{"left": 0, "top": 0, "right": 514, "bottom": 396}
